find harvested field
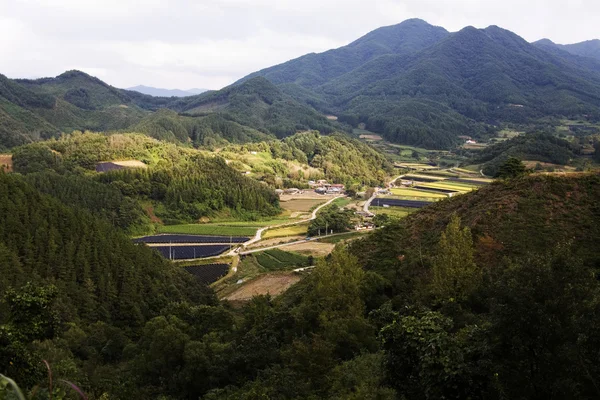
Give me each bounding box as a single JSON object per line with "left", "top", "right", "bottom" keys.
{"left": 279, "top": 192, "right": 334, "bottom": 201}
{"left": 280, "top": 198, "right": 325, "bottom": 212}
{"left": 284, "top": 241, "right": 335, "bottom": 257}
{"left": 224, "top": 273, "right": 301, "bottom": 301}
{"left": 0, "top": 154, "right": 12, "bottom": 172}
{"left": 247, "top": 236, "right": 305, "bottom": 249}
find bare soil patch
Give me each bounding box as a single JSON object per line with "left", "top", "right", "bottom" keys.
{"left": 247, "top": 236, "right": 305, "bottom": 249}
{"left": 224, "top": 273, "right": 301, "bottom": 301}
{"left": 280, "top": 198, "right": 325, "bottom": 212}
{"left": 112, "top": 160, "right": 148, "bottom": 168}
{"left": 283, "top": 241, "right": 335, "bottom": 257}
{"left": 0, "top": 155, "right": 13, "bottom": 172}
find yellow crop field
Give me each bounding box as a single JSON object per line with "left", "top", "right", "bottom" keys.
{"left": 390, "top": 188, "right": 447, "bottom": 199}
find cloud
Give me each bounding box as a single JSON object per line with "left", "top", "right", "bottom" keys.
{"left": 1, "top": 0, "right": 599, "bottom": 89}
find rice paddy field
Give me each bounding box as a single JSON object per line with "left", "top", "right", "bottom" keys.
{"left": 263, "top": 223, "right": 309, "bottom": 239}
{"left": 370, "top": 167, "right": 493, "bottom": 214}
{"left": 390, "top": 188, "right": 447, "bottom": 200}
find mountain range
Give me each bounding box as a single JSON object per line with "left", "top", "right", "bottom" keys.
{"left": 2, "top": 18, "right": 600, "bottom": 150}
{"left": 126, "top": 85, "right": 208, "bottom": 97}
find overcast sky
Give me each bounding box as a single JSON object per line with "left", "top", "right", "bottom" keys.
{"left": 1, "top": 0, "right": 599, "bottom": 90}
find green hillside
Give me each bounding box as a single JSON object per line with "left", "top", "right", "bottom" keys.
{"left": 238, "top": 18, "right": 449, "bottom": 88}
{"left": 132, "top": 108, "right": 272, "bottom": 145}
{"left": 473, "top": 133, "right": 576, "bottom": 175}
{"left": 167, "top": 77, "right": 338, "bottom": 138}
{"left": 11, "top": 133, "right": 281, "bottom": 223}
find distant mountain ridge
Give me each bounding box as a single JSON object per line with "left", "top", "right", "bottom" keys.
{"left": 533, "top": 38, "right": 600, "bottom": 61}
{"left": 2, "top": 19, "right": 600, "bottom": 150}
{"left": 237, "top": 20, "right": 600, "bottom": 148}
{"left": 0, "top": 70, "right": 337, "bottom": 149}
{"left": 126, "top": 85, "right": 208, "bottom": 97}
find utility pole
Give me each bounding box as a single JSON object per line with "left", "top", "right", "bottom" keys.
{"left": 325, "top": 221, "right": 328, "bottom": 236}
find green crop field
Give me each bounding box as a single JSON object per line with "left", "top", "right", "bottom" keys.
{"left": 370, "top": 206, "right": 415, "bottom": 219}
{"left": 254, "top": 249, "right": 310, "bottom": 271}
{"left": 390, "top": 188, "right": 447, "bottom": 200}
{"left": 158, "top": 224, "right": 259, "bottom": 236}
{"left": 263, "top": 223, "right": 309, "bottom": 239}
{"left": 417, "top": 182, "right": 477, "bottom": 192}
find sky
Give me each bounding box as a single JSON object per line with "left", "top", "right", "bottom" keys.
{"left": 1, "top": 0, "right": 599, "bottom": 90}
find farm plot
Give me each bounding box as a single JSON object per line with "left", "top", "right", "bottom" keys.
{"left": 263, "top": 224, "right": 308, "bottom": 239}
{"left": 134, "top": 234, "right": 249, "bottom": 244}
{"left": 184, "top": 264, "right": 230, "bottom": 284}
{"left": 283, "top": 241, "right": 335, "bottom": 257}
{"left": 390, "top": 188, "right": 447, "bottom": 199}
{"left": 280, "top": 198, "right": 325, "bottom": 212}
{"left": 152, "top": 245, "right": 231, "bottom": 260}
{"left": 253, "top": 248, "right": 310, "bottom": 271}
{"left": 404, "top": 174, "right": 448, "bottom": 182}
{"left": 370, "top": 206, "right": 415, "bottom": 219}
{"left": 397, "top": 163, "right": 439, "bottom": 170}
{"left": 158, "top": 224, "right": 258, "bottom": 236}
{"left": 414, "top": 186, "right": 459, "bottom": 194}
{"left": 417, "top": 182, "right": 477, "bottom": 192}
{"left": 371, "top": 198, "right": 432, "bottom": 208}
{"left": 446, "top": 178, "right": 491, "bottom": 185}
{"left": 224, "top": 273, "right": 301, "bottom": 301}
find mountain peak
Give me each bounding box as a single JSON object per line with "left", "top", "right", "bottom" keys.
{"left": 535, "top": 38, "right": 556, "bottom": 46}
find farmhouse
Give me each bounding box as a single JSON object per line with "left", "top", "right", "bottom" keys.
{"left": 465, "top": 140, "right": 477, "bottom": 144}
{"left": 315, "top": 187, "right": 327, "bottom": 194}
{"left": 283, "top": 188, "right": 300, "bottom": 195}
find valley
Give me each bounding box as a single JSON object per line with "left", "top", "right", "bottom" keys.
{"left": 1, "top": 14, "right": 600, "bottom": 400}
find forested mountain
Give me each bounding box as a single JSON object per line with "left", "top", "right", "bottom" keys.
{"left": 0, "top": 71, "right": 337, "bottom": 148}
{"left": 0, "top": 172, "right": 217, "bottom": 391}
{"left": 166, "top": 77, "right": 338, "bottom": 138}
{"left": 238, "top": 19, "right": 449, "bottom": 88}
{"left": 535, "top": 38, "right": 600, "bottom": 61}
{"left": 239, "top": 21, "right": 600, "bottom": 148}
{"left": 126, "top": 85, "right": 208, "bottom": 97}
{"left": 132, "top": 109, "right": 272, "bottom": 145}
